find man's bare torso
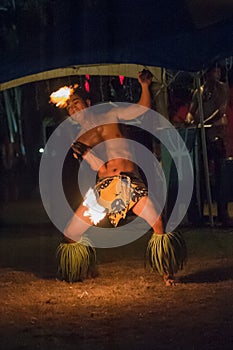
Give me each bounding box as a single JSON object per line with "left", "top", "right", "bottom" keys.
{"left": 77, "top": 122, "right": 138, "bottom": 178}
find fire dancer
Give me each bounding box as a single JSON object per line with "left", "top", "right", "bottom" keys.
{"left": 50, "top": 70, "right": 187, "bottom": 286}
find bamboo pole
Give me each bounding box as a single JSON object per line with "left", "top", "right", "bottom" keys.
{"left": 195, "top": 73, "right": 214, "bottom": 227}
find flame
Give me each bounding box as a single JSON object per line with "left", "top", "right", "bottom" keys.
{"left": 83, "top": 188, "right": 106, "bottom": 225}
{"left": 49, "top": 84, "right": 79, "bottom": 108}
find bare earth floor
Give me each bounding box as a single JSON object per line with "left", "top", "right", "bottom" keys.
{"left": 0, "top": 223, "right": 233, "bottom": 350}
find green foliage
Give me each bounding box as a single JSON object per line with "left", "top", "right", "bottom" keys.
{"left": 147, "top": 231, "right": 187, "bottom": 276}
{"left": 56, "top": 237, "right": 96, "bottom": 283}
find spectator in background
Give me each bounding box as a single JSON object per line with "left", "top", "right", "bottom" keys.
{"left": 185, "top": 62, "right": 229, "bottom": 225}
{"left": 185, "top": 63, "right": 228, "bottom": 129}
{"left": 168, "top": 73, "right": 193, "bottom": 127}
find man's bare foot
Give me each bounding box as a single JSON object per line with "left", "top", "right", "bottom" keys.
{"left": 164, "top": 274, "right": 176, "bottom": 286}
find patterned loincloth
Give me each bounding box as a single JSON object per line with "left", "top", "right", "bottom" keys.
{"left": 93, "top": 173, "right": 148, "bottom": 227}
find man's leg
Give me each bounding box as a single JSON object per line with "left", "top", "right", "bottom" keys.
{"left": 132, "top": 196, "right": 176, "bottom": 286}
{"left": 64, "top": 203, "right": 93, "bottom": 242}
{"left": 132, "top": 196, "right": 163, "bottom": 234}
{"left": 57, "top": 203, "right": 96, "bottom": 282}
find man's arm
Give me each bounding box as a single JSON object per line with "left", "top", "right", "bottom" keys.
{"left": 185, "top": 89, "right": 198, "bottom": 124}
{"left": 72, "top": 140, "right": 104, "bottom": 171}
{"left": 218, "top": 82, "right": 229, "bottom": 117}
{"left": 137, "top": 70, "right": 153, "bottom": 108}
{"left": 82, "top": 151, "right": 105, "bottom": 171}
{"left": 108, "top": 70, "right": 153, "bottom": 121}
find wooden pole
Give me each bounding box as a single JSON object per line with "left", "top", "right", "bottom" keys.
{"left": 195, "top": 73, "right": 214, "bottom": 227}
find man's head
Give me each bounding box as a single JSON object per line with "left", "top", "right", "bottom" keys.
{"left": 66, "top": 92, "right": 90, "bottom": 116}
{"left": 205, "top": 62, "right": 222, "bottom": 82}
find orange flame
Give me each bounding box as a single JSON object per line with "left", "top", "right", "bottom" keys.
{"left": 49, "top": 84, "right": 79, "bottom": 108}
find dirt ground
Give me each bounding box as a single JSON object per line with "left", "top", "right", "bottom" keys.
{"left": 0, "top": 218, "right": 233, "bottom": 350}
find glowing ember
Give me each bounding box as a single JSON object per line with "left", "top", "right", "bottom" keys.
{"left": 83, "top": 188, "right": 106, "bottom": 225}
{"left": 49, "top": 84, "right": 79, "bottom": 108}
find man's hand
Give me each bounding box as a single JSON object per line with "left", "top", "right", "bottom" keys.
{"left": 107, "top": 69, "right": 152, "bottom": 120}
{"left": 185, "top": 112, "right": 194, "bottom": 124}
{"left": 138, "top": 69, "right": 153, "bottom": 86}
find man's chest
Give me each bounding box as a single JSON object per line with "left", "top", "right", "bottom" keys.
{"left": 77, "top": 127, "right": 103, "bottom": 147}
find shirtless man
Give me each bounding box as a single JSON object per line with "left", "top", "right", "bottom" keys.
{"left": 51, "top": 71, "right": 186, "bottom": 285}
{"left": 62, "top": 71, "right": 164, "bottom": 243}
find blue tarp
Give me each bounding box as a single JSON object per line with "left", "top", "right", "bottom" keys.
{"left": 0, "top": 0, "right": 233, "bottom": 84}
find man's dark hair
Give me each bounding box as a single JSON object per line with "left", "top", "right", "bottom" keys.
{"left": 206, "top": 61, "right": 222, "bottom": 74}
{"left": 73, "top": 86, "right": 90, "bottom": 102}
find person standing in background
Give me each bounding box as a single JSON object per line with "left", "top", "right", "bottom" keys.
{"left": 185, "top": 63, "right": 229, "bottom": 225}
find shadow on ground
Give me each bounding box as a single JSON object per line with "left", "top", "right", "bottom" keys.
{"left": 180, "top": 265, "right": 233, "bottom": 283}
